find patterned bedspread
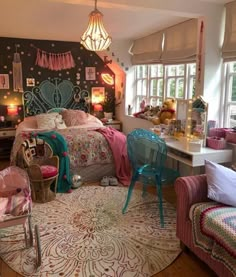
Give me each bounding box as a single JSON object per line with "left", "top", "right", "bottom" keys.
{"left": 11, "top": 128, "right": 114, "bottom": 174}
{"left": 191, "top": 202, "right": 236, "bottom": 275}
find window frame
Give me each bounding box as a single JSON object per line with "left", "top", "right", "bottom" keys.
{"left": 133, "top": 63, "right": 196, "bottom": 113}
{"left": 223, "top": 62, "right": 236, "bottom": 128}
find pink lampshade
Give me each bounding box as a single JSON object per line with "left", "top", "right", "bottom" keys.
{"left": 93, "top": 104, "right": 103, "bottom": 112}
{"left": 7, "top": 105, "right": 18, "bottom": 116}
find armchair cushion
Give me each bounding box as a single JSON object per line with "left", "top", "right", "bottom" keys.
{"left": 40, "top": 165, "right": 58, "bottom": 179}
{"left": 205, "top": 160, "right": 236, "bottom": 207}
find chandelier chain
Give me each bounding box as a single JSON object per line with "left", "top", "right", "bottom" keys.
{"left": 94, "top": 0, "right": 97, "bottom": 10}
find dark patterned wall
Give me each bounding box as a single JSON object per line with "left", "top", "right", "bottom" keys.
{"left": 0, "top": 37, "right": 115, "bottom": 126}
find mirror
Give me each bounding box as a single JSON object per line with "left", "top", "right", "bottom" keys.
{"left": 176, "top": 96, "right": 208, "bottom": 145}
{"left": 191, "top": 96, "right": 208, "bottom": 145}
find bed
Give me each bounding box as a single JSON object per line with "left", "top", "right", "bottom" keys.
{"left": 10, "top": 78, "right": 131, "bottom": 190}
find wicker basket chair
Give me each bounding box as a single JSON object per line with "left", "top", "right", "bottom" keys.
{"left": 20, "top": 138, "right": 59, "bottom": 203}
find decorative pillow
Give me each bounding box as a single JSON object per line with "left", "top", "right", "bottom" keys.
{"left": 205, "top": 160, "right": 236, "bottom": 207}
{"left": 55, "top": 114, "right": 67, "bottom": 129}
{"left": 62, "top": 109, "right": 88, "bottom": 126}
{"left": 36, "top": 113, "right": 58, "bottom": 129}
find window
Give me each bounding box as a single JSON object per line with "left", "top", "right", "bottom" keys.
{"left": 133, "top": 63, "right": 196, "bottom": 112}
{"left": 224, "top": 62, "right": 236, "bottom": 128}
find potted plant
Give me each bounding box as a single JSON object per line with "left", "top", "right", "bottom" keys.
{"left": 103, "top": 93, "right": 115, "bottom": 120}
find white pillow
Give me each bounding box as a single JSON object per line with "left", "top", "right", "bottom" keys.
{"left": 205, "top": 160, "right": 236, "bottom": 207}
{"left": 55, "top": 114, "right": 67, "bottom": 129}
{"left": 36, "top": 113, "right": 58, "bottom": 129}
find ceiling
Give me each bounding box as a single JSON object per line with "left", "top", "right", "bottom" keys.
{"left": 0, "top": 0, "right": 232, "bottom": 43}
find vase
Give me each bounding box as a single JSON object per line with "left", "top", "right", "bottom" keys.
{"left": 104, "top": 112, "right": 113, "bottom": 120}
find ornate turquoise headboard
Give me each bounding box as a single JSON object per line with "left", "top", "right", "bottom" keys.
{"left": 23, "top": 78, "right": 90, "bottom": 116}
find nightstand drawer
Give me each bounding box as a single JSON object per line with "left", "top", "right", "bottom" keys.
{"left": 0, "top": 129, "right": 16, "bottom": 137}
{"left": 104, "top": 120, "right": 122, "bottom": 131}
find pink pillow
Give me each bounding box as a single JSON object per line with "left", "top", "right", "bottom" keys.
{"left": 62, "top": 109, "right": 88, "bottom": 126}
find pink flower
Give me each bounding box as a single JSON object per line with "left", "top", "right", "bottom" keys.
{"left": 51, "top": 134, "right": 57, "bottom": 139}
{"left": 63, "top": 175, "right": 67, "bottom": 180}
{"left": 62, "top": 152, "right": 67, "bottom": 157}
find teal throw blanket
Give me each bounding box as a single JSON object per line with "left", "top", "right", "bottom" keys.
{"left": 35, "top": 131, "right": 72, "bottom": 193}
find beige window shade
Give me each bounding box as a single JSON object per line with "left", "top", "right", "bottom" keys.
{"left": 222, "top": 1, "right": 236, "bottom": 62}
{"left": 129, "top": 31, "right": 163, "bottom": 65}
{"left": 162, "top": 19, "right": 198, "bottom": 64}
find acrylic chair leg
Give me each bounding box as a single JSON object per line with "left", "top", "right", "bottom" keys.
{"left": 122, "top": 175, "right": 138, "bottom": 214}
{"left": 142, "top": 178, "right": 148, "bottom": 197}
{"left": 156, "top": 179, "right": 164, "bottom": 228}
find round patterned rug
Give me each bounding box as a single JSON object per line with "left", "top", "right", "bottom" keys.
{"left": 0, "top": 186, "right": 181, "bottom": 277}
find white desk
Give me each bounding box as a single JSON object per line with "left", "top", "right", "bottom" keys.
{"left": 165, "top": 139, "right": 233, "bottom": 174}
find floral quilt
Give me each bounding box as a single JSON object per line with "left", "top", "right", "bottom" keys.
{"left": 11, "top": 128, "right": 114, "bottom": 173}
{"left": 191, "top": 202, "right": 236, "bottom": 276}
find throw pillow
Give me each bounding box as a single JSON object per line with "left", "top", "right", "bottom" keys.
{"left": 55, "top": 114, "right": 67, "bottom": 129}
{"left": 61, "top": 109, "right": 88, "bottom": 126}
{"left": 205, "top": 159, "right": 236, "bottom": 207}
{"left": 36, "top": 113, "right": 58, "bottom": 129}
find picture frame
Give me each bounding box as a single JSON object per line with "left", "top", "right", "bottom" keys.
{"left": 26, "top": 78, "right": 35, "bottom": 87}
{"left": 85, "top": 67, "right": 96, "bottom": 80}
{"left": 91, "top": 87, "right": 105, "bottom": 104}
{"left": 0, "top": 74, "right": 9, "bottom": 89}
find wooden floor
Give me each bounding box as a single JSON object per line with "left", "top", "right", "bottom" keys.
{"left": 0, "top": 160, "right": 216, "bottom": 277}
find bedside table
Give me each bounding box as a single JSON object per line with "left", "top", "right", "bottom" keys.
{"left": 0, "top": 128, "right": 16, "bottom": 159}
{"left": 104, "top": 120, "right": 122, "bottom": 131}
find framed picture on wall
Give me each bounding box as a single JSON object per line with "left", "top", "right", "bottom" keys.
{"left": 85, "top": 67, "right": 96, "bottom": 80}
{"left": 26, "top": 78, "right": 35, "bottom": 87}
{"left": 91, "top": 87, "right": 105, "bottom": 104}
{"left": 0, "top": 74, "right": 9, "bottom": 89}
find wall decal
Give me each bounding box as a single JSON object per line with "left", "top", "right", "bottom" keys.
{"left": 0, "top": 74, "right": 9, "bottom": 89}
{"left": 26, "top": 78, "right": 35, "bottom": 87}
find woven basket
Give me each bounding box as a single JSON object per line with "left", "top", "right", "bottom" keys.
{"left": 225, "top": 131, "right": 236, "bottom": 144}
{"left": 206, "top": 137, "right": 226, "bottom": 150}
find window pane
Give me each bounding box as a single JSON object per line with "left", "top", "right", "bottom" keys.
{"left": 189, "top": 77, "right": 196, "bottom": 98}
{"left": 230, "top": 75, "right": 236, "bottom": 101}
{"left": 229, "top": 106, "right": 236, "bottom": 127}
{"left": 137, "top": 65, "right": 147, "bottom": 78}
{"left": 190, "top": 63, "right": 196, "bottom": 75}
{"left": 167, "top": 65, "right": 176, "bottom": 76}
{"left": 137, "top": 80, "right": 142, "bottom": 95}
{"left": 167, "top": 78, "right": 176, "bottom": 97}
{"left": 177, "top": 65, "right": 184, "bottom": 76}
{"left": 177, "top": 78, "right": 184, "bottom": 98}
{"left": 150, "top": 65, "right": 158, "bottom": 77}
{"left": 150, "top": 79, "right": 157, "bottom": 96}
{"left": 159, "top": 66, "right": 163, "bottom": 77}
{"left": 150, "top": 98, "right": 157, "bottom": 107}
{"left": 158, "top": 79, "right": 163, "bottom": 97}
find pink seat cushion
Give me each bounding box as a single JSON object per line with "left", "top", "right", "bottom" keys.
{"left": 40, "top": 165, "right": 58, "bottom": 179}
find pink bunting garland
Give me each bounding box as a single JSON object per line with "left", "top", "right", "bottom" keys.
{"left": 35, "top": 48, "right": 75, "bottom": 71}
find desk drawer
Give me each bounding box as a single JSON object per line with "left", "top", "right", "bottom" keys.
{"left": 0, "top": 130, "right": 16, "bottom": 137}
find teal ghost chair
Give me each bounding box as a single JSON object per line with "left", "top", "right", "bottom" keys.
{"left": 122, "top": 128, "right": 180, "bottom": 227}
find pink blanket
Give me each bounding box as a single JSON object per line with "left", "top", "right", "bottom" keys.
{"left": 96, "top": 127, "right": 131, "bottom": 186}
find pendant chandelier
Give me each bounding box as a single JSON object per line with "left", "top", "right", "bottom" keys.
{"left": 81, "top": 0, "right": 112, "bottom": 51}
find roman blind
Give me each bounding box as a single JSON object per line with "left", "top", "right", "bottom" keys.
{"left": 162, "top": 19, "right": 198, "bottom": 64}
{"left": 129, "top": 31, "right": 163, "bottom": 65}
{"left": 222, "top": 1, "right": 236, "bottom": 62}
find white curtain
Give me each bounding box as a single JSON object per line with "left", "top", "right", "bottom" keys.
{"left": 162, "top": 19, "right": 198, "bottom": 64}
{"left": 129, "top": 31, "right": 163, "bottom": 65}
{"left": 222, "top": 1, "right": 236, "bottom": 62}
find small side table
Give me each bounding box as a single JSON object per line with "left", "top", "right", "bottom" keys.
{"left": 0, "top": 128, "right": 16, "bottom": 159}
{"left": 104, "top": 120, "right": 122, "bottom": 131}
